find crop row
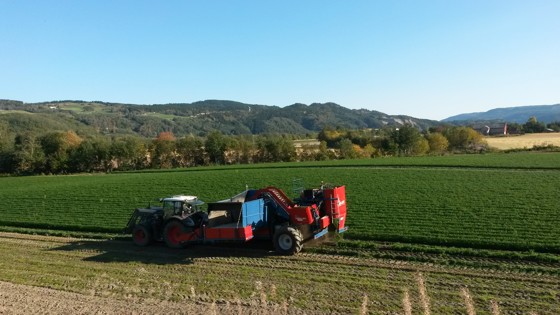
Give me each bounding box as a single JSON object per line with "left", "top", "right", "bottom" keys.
{"left": 1, "top": 153, "right": 559, "bottom": 253}
{"left": 1, "top": 232, "right": 558, "bottom": 314}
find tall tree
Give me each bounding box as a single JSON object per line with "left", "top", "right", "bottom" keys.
{"left": 111, "top": 136, "right": 148, "bottom": 170}
{"left": 339, "top": 138, "right": 357, "bottom": 159}
{"left": 426, "top": 132, "right": 449, "bottom": 154}
{"left": 444, "top": 127, "right": 486, "bottom": 152}
{"left": 151, "top": 132, "right": 176, "bottom": 169}
{"left": 70, "top": 137, "right": 112, "bottom": 172}
{"left": 547, "top": 121, "right": 560, "bottom": 132}
{"left": 205, "top": 131, "right": 227, "bottom": 164}
{"left": 389, "top": 124, "right": 423, "bottom": 156}
{"left": 315, "top": 141, "right": 331, "bottom": 161}
{"left": 12, "top": 133, "right": 45, "bottom": 174}
{"left": 523, "top": 116, "right": 546, "bottom": 133}
{"left": 176, "top": 136, "right": 205, "bottom": 167}
{"left": 0, "top": 121, "right": 15, "bottom": 173}
{"left": 236, "top": 136, "right": 256, "bottom": 164}
{"left": 255, "top": 135, "right": 295, "bottom": 163}
{"left": 225, "top": 135, "right": 255, "bottom": 164}
{"left": 39, "top": 131, "right": 82, "bottom": 173}
{"left": 0, "top": 121, "right": 11, "bottom": 152}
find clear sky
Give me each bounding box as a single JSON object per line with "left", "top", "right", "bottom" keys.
{"left": 1, "top": 1, "right": 558, "bottom": 120}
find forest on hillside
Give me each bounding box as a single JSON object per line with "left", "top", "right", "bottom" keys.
{"left": 0, "top": 99, "right": 437, "bottom": 137}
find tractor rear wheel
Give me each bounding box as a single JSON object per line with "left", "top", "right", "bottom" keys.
{"left": 132, "top": 224, "right": 152, "bottom": 246}
{"left": 273, "top": 226, "right": 303, "bottom": 255}
{"left": 163, "top": 220, "right": 189, "bottom": 249}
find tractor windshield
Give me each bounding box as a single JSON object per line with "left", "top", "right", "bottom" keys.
{"left": 162, "top": 200, "right": 203, "bottom": 218}
{"left": 163, "top": 201, "right": 183, "bottom": 217}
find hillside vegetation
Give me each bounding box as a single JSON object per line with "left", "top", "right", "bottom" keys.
{"left": 0, "top": 99, "right": 438, "bottom": 137}
{"left": 3, "top": 99, "right": 560, "bottom": 176}
{"left": 443, "top": 103, "right": 560, "bottom": 124}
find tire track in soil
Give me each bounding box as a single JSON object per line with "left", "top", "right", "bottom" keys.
{"left": 2, "top": 232, "right": 558, "bottom": 284}
{"left": 1, "top": 232, "right": 559, "bottom": 314}
{"left": 207, "top": 252, "right": 555, "bottom": 288}
{"left": 0, "top": 280, "right": 317, "bottom": 315}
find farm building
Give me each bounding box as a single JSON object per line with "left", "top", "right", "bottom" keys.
{"left": 472, "top": 123, "right": 508, "bottom": 136}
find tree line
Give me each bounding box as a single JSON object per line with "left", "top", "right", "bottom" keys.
{"left": 0, "top": 128, "right": 301, "bottom": 175}
{"left": 0, "top": 122, "right": 491, "bottom": 175}
{"left": 316, "top": 125, "right": 486, "bottom": 159}
{"left": 518, "top": 116, "right": 560, "bottom": 133}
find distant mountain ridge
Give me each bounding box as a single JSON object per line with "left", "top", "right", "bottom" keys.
{"left": 443, "top": 104, "right": 560, "bottom": 124}
{"left": 0, "top": 99, "right": 438, "bottom": 137}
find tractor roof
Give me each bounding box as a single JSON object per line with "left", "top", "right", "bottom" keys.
{"left": 216, "top": 190, "right": 249, "bottom": 203}
{"left": 161, "top": 195, "right": 204, "bottom": 205}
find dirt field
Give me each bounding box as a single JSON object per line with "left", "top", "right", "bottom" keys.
{"left": 0, "top": 280, "right": 281, "bottom": 315}
{"left": 486, "top": 133, "right": 560, "bottom": 150}
{"left": 0, "top": 232, "right": 558, "bottom": 314}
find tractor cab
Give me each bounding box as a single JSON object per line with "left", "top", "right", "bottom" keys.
{"left": 160, "top": 195, "right": 204, "bottom": 220}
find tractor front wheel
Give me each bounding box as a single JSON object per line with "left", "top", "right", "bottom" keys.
{"left": 132, "top": 224, "right": 152, "bottom": 246}
{"left": 273, "top": 226, "right": 303, "bottom": 255}
{"left": 163, "top": 220, "right": 189, "bottom": 249}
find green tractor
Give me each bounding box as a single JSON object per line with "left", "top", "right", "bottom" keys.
{"left": 124, "top": 195, "right": 206, "bottom": 247}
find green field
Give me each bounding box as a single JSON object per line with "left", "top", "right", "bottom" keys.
{"left": 1, "top": 152, "right": 559, "bottom": 254}
{"left": 1, "top": 152, "right": 559, "bottom": 314}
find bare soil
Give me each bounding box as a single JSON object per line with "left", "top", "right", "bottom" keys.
{"left": 0, "top": 279, "right": 323, "bottom": 314}
{"left": 0, "top": 280, "right": 243, "bottom": 315}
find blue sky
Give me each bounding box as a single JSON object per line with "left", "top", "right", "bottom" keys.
{"left": 1, "top": 1, "right": 558, "bottom": 120}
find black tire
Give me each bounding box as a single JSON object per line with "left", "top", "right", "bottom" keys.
{"left": 132, "top": 224, "right": 152, "bottom": 246}
{"left": 163, "top": 220, "right": 189, "bottom": 249}
{"left": 273, "top": 226, "right": 303, "bottom": 255}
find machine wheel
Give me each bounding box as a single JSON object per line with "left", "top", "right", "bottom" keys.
{"left": 163, "top": 220, "right": 189, "bottom": 249}
{"left": 273, "top": 226, "right": 303, "bottom": 255}
{"left": 132, "top": 224, "right": 152, "bottom": 246}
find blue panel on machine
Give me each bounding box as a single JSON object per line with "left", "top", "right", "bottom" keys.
{"left": 242, "top": 199, "right": 266, "bottom": 229}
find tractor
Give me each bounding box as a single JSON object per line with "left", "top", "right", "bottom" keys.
{"left": 124, "top": 183, "right": 347, "bottom": 255}
{"left": 124, "top": 195, "right": 206, "bottom": 247}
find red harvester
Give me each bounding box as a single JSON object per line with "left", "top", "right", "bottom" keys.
{"left": 124, "top": 183, "right": 347, "bottom": 255}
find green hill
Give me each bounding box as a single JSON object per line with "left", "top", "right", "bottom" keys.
{"left": 0, "top": 99, "right": 438, "bottom": 137}
{"left": 443, "top": 104, "right": 560, "bottom": 124}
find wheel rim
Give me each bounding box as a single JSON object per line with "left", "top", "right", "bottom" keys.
{"left": 278, "top": 234, "right": 293, "bottom": 250}
{"left": 167, "top": 224, "right": 181, "bottom": 245}
{"left": 134, "top": 229, "right": 145, "bottom": 243}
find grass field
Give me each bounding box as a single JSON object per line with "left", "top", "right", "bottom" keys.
{"left": 143, "top": 111, "right": 180, "bottom": 120}
{"left": 0, "top": 110, "right": 32, "bottom": 115}
{"left": 1, "top": 152, "right": 559, "bottom": 313}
